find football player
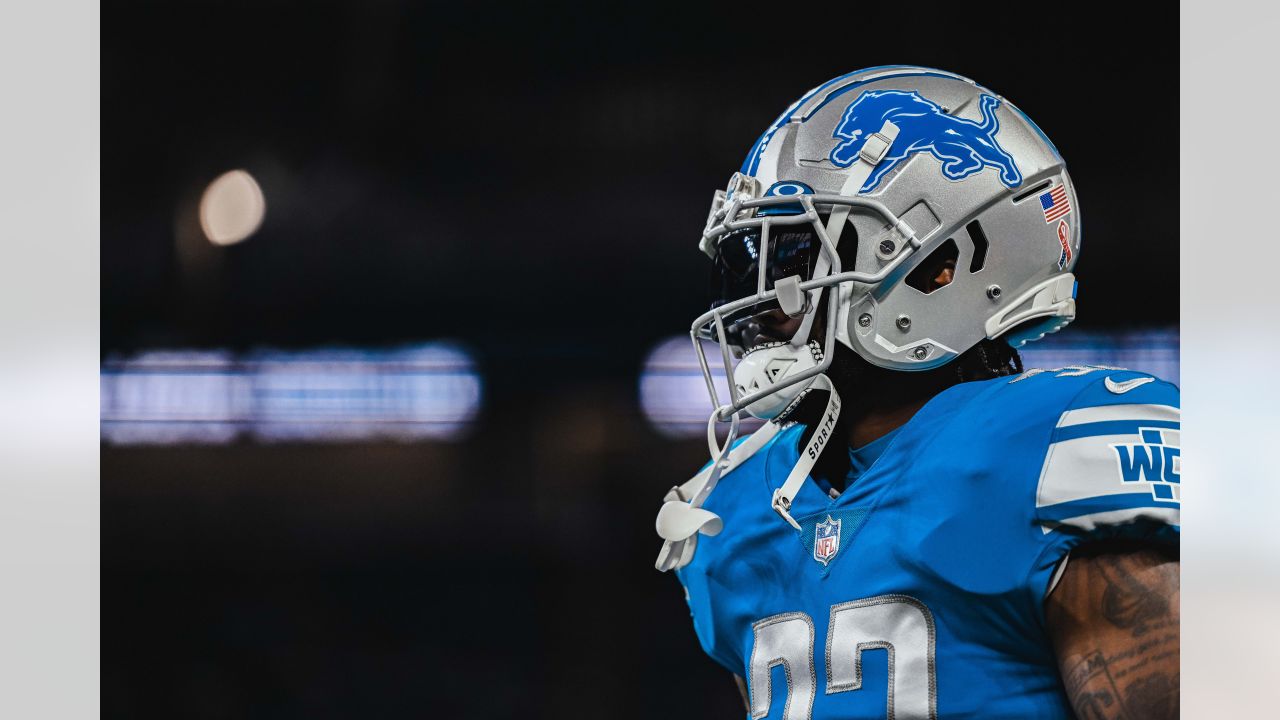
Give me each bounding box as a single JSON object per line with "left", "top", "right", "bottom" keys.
{"left": 654, "top": 67, "right": 1179, "bottom": 719}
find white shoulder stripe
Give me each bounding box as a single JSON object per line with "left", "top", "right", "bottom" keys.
{"left": 1036, "top": 433, "right": 1165, "bottom": 507}
{"left": 1056, "top": 403, "right": 1179, "bottom": 428}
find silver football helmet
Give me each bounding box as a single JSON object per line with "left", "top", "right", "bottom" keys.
{"left": 656, "top": 66, "right": 1080, "bottom": 571}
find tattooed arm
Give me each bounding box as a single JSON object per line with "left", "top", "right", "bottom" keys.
{"left": 1045, "top": 541, "right": 1179, "bottom": 720}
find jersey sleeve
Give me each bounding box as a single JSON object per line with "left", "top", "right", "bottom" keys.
{"left": 1033, "top": 371, "right": 1180, "bottom": 534}
{"left": 1026, "top": 370, "right": 1180, "bottom": 596}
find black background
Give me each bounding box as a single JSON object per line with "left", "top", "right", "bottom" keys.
{"left": 103, "top": 2, "right": 1176, "bottom": 717}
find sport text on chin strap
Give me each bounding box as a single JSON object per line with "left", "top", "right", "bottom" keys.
{"left": 655, "top": 121, "right": 901, "bottom": 573}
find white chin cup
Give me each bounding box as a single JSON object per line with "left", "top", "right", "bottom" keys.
{"left": 732, "top": 341, "right": 821, "bottom": 419}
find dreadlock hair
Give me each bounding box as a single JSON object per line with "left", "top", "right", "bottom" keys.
{"left": 787, "top": 337, "right": 1023, "bottom": 489}
{"left": 952, "top": 336, "right": 1024, "bottom": 382}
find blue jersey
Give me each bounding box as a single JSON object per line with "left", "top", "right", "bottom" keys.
{"left": 674, "top": 366, "right": 1180, "bottom": 719}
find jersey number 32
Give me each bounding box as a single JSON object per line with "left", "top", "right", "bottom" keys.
{"left": 749, "top": 594, "right": 937, "bottom": 720}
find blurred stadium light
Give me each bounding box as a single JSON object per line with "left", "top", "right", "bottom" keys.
{"left": 199, "top": 169, "right": 265, "bottom": 246}
{"left": 638, "top": 337, "right": 763, "bottom": 439}
{"left": 639, "top": 328, "right": 1180, "bottom": 437}
{"left": 101, "top": 342, "right": 482, "bottom": 444}
{"left": 1018, "top": 327, "right": 1180, "bottom": 383}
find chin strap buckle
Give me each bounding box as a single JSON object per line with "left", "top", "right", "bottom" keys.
{"left": 859, "top": 128, "right": 896, "bottom": 166}
{"left": 771, "top": 489, "right": 802, "bottom": 531}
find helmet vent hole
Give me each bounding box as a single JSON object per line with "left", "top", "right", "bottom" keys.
{"left": 836, "top": 224, "right": 859, "bottom": 273}
{"left": 966, "top": 220, "right": 990, "bottom": 273}
{"left": 905, "top": 238, "right": 959, "bottom": 294}
{"left": 1012, "top": 179, "right": 1053, "bottom": 204}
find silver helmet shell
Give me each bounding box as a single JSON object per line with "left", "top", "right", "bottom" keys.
{"left": 694, "top": 66, "right": 1079, "bottom": 419}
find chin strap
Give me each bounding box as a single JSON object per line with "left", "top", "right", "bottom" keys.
{"left": 792, "top": 120, "right": 900, "bottom": 347}
{"left": 654, "top": 375, "right": 842, "bottom": 571}
{"left": 769, "top": 374, "right": 841, "bottom": 530}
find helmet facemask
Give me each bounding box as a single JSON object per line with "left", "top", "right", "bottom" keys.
{"left": 691, "top": 172, "right": 924, "bottom": 433}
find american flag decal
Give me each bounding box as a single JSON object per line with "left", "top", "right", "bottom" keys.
{"left": 1040, "top": 184, "right": 1071, "bottom": 223}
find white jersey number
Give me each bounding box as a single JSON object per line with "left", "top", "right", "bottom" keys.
{"left": 748, "top": 594, "right": 937, "bottom": 720}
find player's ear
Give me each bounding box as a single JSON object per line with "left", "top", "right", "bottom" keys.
{"left": 931, "top": 259, "right": 956, "bottom": 291}
{"left": 904, "top": 240, "right": 959, "bottom": 294}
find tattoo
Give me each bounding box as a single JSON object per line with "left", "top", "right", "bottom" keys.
{"left": 1096, "top": 554, "right": 1172, "bottom": 637}
{"left": 1048, "top": 544, "right": 1179, "bottom": 720}
{"left": 1061, "top": 649, "right": 1178, "bottom": 720}
{"left": 1063, "top": 651, "right": 1126, "bottom": 720}
{"left": 1123, "top": 671, "right": 1179, "bottom": 719}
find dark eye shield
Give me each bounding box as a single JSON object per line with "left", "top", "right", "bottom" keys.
{"left": 709, "top": 224, "right": 825, "bottom": 308}
{"left": 706, "top": 221, "right": 850, "bottom": 349}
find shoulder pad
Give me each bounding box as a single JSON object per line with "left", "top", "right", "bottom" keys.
{"left": 1029, "top": 368, "right": 1180, "bottom": 533}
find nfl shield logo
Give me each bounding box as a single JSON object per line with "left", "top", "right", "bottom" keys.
{"left": 814, "top": 515, "right": 841, "bottom": 566}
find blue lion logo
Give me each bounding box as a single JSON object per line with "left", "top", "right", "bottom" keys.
{"left": 830, "top": 90, "right": 1022, "bottom": 192}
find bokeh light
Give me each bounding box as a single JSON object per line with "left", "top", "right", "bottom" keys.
{"left": 198, "top": 169, "right": 265, "bottom": 246}
{"left": 101, "top": 342, "right": 483, "bottom": 444}
{"left": 638, "top": 328, "right": 1180, "bottom": 438}
{"left": 638, "top": 336, "right": 763, "bottom": 438}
